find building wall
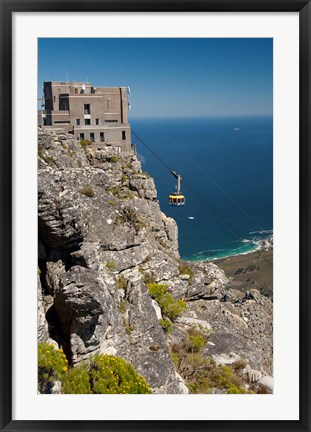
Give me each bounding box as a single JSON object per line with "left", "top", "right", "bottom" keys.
{"left": 74, "top": 125, "right": 131, "bottom": 152}
{"left": 68, "top": 94, "right": 122, "bottom": 125}
{"left": 41, "top": 81, "right": 132, "bottom": 153}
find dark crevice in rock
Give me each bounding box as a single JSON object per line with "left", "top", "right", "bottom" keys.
{"left": 45, "top": 302, "right": 73, "bottom": 366}
{"left": 70, "top": 254, "right": 88, "bottom": 268}
{"left": 38, "top": 259, "right": 50, "bottom": 295}
{"left": 187, "top": 295, "right": 219, "bottom": 302}
{"left": 52, "top": 295, "right": 74, "bottom": 365}
{"left": 46, "top": 296, "right": 73, "bottom": 364}
{"left": 47, "top": 241, "right": 84, "bottom": 271}
{"left": 75, "top": 315, "right": 99, "bottom": 346}
{"left": 105, "top": 244, "right": 142, "bottom": 252}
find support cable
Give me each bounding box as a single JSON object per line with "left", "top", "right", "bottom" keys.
{"left": 132, "top": 130, "right": 243, "bottom": 240}
{"left": 155, "top": 129, "right": 264, "bottom": 232}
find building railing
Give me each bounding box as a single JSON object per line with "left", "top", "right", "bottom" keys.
{"left": 73, "top": 123, "right": 127, "bottom": 129}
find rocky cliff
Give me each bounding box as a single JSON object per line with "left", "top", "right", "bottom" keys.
{"left": 38, "top": 129, "right": 273, "bottom": 394}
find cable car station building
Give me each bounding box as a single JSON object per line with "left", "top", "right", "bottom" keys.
{"left": 38, "top": 81, "right": 132, "bottom": 153}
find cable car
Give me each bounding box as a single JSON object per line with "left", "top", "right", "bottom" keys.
{"left": 169, "top": 171, "right": 185, "bottom": 206}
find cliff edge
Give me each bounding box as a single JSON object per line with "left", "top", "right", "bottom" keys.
{"left": 38, "top": 129, "right": 273, "bottom": 394}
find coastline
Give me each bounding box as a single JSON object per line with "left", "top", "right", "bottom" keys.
{"left": 183, "top": 235, "right": 273, "bottom": 262}
{"left": 183, "top": 236, "right": 273, "bottom": 299}
{"left": 212, "top": 246, "right": 273, "bottom": 299}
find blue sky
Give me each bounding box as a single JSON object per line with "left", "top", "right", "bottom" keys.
{"left": 38, "top": 38, "right": 272, "bottom": 118}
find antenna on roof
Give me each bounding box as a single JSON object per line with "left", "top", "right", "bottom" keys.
{"left": 66, "top": 69, "right": 69, "bottom": 81}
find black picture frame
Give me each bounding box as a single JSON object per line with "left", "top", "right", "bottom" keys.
{"left": 1, "top": 1, "right": 310, "bottom": 431}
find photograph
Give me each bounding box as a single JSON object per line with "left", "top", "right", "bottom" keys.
{"left": 1, "top": 2, "right": 310, "bottom": 429}
{"left": 37, "top": 37, "right": 273, "bottom": 396}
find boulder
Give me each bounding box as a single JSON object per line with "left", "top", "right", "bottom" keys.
{"left": 258, "top": 375, "right": 274, "bottom": 392}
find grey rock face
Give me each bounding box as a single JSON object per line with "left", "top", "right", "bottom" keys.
{"left": 38, "top": 129, "right": 184, "bottom": 393}
{"left": 57, "top": 267, "right": 107, "bottom": 363}
{"left": 258, "top": 375, "right": 273, "bottom": 392}
{"left": 185, "top": 286, "right": 273, "bottom": 374}
{"left": 38, "top": 276, "right": 49, "bottom": 341}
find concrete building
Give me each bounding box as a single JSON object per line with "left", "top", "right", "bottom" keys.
{"left": 38, "top": 81, "right": 132, "bottom": 153}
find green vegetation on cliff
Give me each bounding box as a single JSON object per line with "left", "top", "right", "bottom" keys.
{"left": 147, "top": 283, "right": 187, "bottom": 321}
{"left": 38, "top": 342, "right": 151, "bottom": 394}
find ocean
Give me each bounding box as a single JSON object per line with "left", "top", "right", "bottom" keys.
{"left": 130, "top": 116, "right": 273, "bottom": 261}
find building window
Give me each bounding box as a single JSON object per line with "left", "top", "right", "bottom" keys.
{"left": 95, "top": 118, "right": 100, "bottom": 125}
{"left": 54, "top": 120, "right": 70, "bottom": 124}
{"left": 85, "top": 119, "right": 91, "bottom": 126}
{"left": 122, "top": 131, "right": 126, "bottom": 140}
{"left": 76, "top": 119, "right": 80, "bottom": 126}
{"left": 105, "top": 120, "right": 118, "bottom": 123}
{"left": 100, "top": 132, "right": 105, "bottom": 142}
{"left": 90, "top": 133, "right": 95, "bottom": 142}
{"left": 80, "top": 133, "right": 85, "bottom": 140}
{"left": 59, "top": 94, "right": 69, "bottom": 110}
{"left": 84, "top": 104, "right": 91, "bottom": 114}
{"left": 116, "top": 146, "right": 122, "bottom": 154}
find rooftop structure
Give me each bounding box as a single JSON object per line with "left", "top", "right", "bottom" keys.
{"left": 38, "top": 81, "right": 132, "bottom": 153}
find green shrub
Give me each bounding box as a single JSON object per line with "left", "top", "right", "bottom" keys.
{"left": 121, "top": 174, "right": 127, "bottom": 183}
{"left": 188, "top": 335, "right": 206, "bottom": 352}
{"left": 62, "top": 365, "right": 92, "bottom": 394}
{"left": 208, "top": 365, "right": 244, "bottom": 390}
{"left": 90, "top": 355, "right": 151, "bottom": 394}
{"left": 108, "top": 200, "right": 116, "bottom": 206}
{"left": 170, "top": 352, "right": 180, "bottom": 367}
{"left": 147, "top": 283, "right": 167, "bottom": 299}
{"left": 171, "top": 339, "right": 249, "bottom": 394}
{"left": 38, "top": 144, "right": 44, "bottom": 155}
{"left": 227, "top": 386, "right": 247, "bottom": 394}
{"left": 181, "top": 328, "right": 208, "bottom": 354}
{"left": 116, "top": 207, "right": 145, "bottom": 231}
{"left": 107, "top": 186, "right": 121, "bottom": 197}
{"left": 117, "top": 275, "right": 127, "bottom": 290}
{"left": 38, "top": 342, "right": 68, "bottom": 393}
{"left": 119, "top": 299, "right": 126, "bottom": 313}
{"left": 179, "top": 262, "right": 194, "bottom": 284}
{"left": 38, "top": 345, "right": 152, "bottom": 394}
{"left": 107, "top": 186, "right": 133, "bottom": 201}
{"left": 188, "top": 377, "right": 210, "bottom": 394}
{"left": 38, "top": 149, "right": 56, "bottom": 165}
{"left": 160, "top": 297, "right": 187, "bottom": 321}
{"left": 106, "top": 260, "right": 117, "bottom": 271}
{"left": 80, "top": 139, "right": 92, "bottom": 150}
{"left": 110, "top": 155, "right": 119, "bottom": 163}
{"left": 147, "top": 283, "right": 187, "bottom": 321}
{"left": 122, "top": 316, "right": 133, "bottom": 335}
{"left": 79, "top": 185, "right": 95, "bottom": 198}
{"left": 159, "top": 318, "right": 173, "bottom": 333}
